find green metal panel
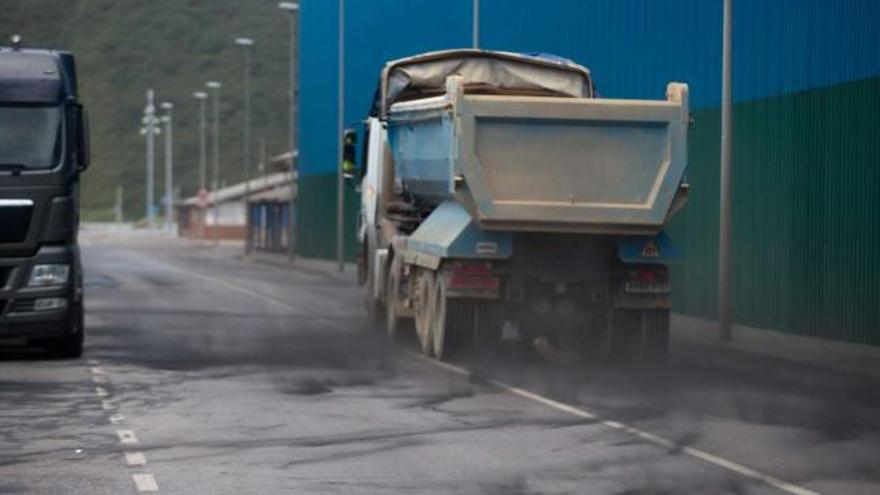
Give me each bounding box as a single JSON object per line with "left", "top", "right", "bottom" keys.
{"left": 670, "top": 76, "right": 880, "bottom": 345}
{"left": 295, "top": 174, "right": 360, "bottom": 261}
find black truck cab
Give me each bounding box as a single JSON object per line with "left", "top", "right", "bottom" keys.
{"left": 0, "top": 42, "right": 89, "bottom": 357}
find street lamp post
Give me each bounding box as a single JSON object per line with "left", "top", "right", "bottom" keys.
{"left": 235, "top": 37, "right": 255, "bottom": 255}
{"left": 139, "top": 89, "right": 161, "bottom": 227}
{"left": 336, "top": 0, "right": 345, "bottom": 272}
{"left": 206, "top": 81, "right": 222, "bottom": 245}
{"left": 278, "top": 1, "right": 299, "bottom": 263}
{"left": 718, "top": 0, "right": 734, "bottom": 341}
{"left": 160, "top": 102, "right": 174, "bottom": 232}
{"left": 193, "top": 91, "right": 208, "bottom": 191}
{"left": 473, "top": 0, "right": 480, "bottom": 48}
{"left": 193, "top": 91, "right": 208, "bottom": 240}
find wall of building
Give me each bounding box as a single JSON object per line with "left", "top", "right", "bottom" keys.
{"left": 297, "top": 0, "right": 880, "bottom": 344}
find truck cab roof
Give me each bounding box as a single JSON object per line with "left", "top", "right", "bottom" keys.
{"left": 0, "top": 47, "right": 77, "bottom": 103}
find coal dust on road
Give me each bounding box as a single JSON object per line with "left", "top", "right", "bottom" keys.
{"left": 0, "top": 234, "right": 877, "bottom": 495}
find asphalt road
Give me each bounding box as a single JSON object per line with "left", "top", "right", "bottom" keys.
{"left": 1, "top": 234, "right": 878, "bottom": 494}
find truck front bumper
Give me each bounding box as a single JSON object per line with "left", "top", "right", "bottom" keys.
{"left": 0, "top": 244, "right": 79, "bottom": 340}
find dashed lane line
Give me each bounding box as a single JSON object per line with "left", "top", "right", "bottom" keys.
{"left": 89, "top": 361, "right": 160, "bottom": 492}
{"left": 132, "top": 473, "right": 159, "bottom": 492}
{"left": 136, "top": 249, "right": 821, "bottom": 495}
{"left": 117, "top": 429, "right": 139, "bottom": 445}
{"left": 405, "top": 350, "right": 820, "bottom": 495}
{"left": 125, "top": 452, "right": 147, "bottom": 466}
{"left": 133, "top": 251, "right": 299, "bottom": 313}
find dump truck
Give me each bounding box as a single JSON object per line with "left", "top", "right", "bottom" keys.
{"left": 353, "top": 50, "right": 688, "bottom": 360}
{"left": 0, "top": 38, "right": 90, "bottom": 357}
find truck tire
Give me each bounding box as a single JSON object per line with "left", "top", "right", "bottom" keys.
{"left": 414, "top": 270, "right": 435, "bottom": 357}
{"left": 361, "top": 238, "right": 384, "bottom": 332}
{"left": 47, "top": 302, "right": 84, "bottom": 359}
{"left": 384, "top": 256, "right": 404, "bottom": 340}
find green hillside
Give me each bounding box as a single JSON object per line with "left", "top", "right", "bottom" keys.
{"left": 0, "top": 0, "right": 293, "bottom": 220}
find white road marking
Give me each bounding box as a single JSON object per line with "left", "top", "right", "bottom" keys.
{"left": 125, "top": 451, "right": 147, "bottom": 466}
{"left": 86, "top": 359, "right": 157, "bottom": 491}
{"left": 405, "top": 350, "right": 820, "bottom": 495}
{"left": 117, "top": 430, "right": 139, "bottom": 445}
{"left": 137, "top": 251, "right": 820, "bottom": 495}
{"left": 132, "top": 473, "right": 158, "bottom": 492}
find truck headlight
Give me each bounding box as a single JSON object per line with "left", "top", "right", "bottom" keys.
{"left": 28, "top": 264, "right": 70, "bottom": 287}
{"left": 34, "top": 298, "right": 67, "bottom": 311}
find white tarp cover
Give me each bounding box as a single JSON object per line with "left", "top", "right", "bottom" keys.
{"left": 382, "top": 50, "right": 592, "bottom": 115}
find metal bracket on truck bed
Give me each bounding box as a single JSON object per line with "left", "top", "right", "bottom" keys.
{"left": 399, "top": 201, "right": 512, "bottom": 270}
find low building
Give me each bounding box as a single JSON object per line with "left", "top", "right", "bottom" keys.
{"left": 176, "top": 171, "right": 294, "bottom": 241}
{"left": 248, "top": 183, "right": 296, "bottom": 253}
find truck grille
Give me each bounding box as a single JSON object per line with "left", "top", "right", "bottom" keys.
{"left": 0, "top": 266, "right": 10, "bottom": 288}
{"left": 0, "top": 201, "right": 33, "bottom": 243}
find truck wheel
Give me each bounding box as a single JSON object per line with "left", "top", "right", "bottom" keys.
{"left": 361, "top": 238, "right": 383, "bottom": 331}
{"left": 364, "top": 284, "right": 384, "bottom": 333}
{"left": 385, "top": 256, "right": 403, "bottom": 340}
{"left": 47, "top": 303, "right": 84, "bottom": 359}
{"left": 414, "top": 270, "right": 435, "bottom": 357}
{"left": 431, "top": 277, "right": 452, "bottom": 359}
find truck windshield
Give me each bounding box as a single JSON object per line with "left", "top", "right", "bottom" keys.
{"left": 0, "top": 105, "right": 62, "bottom": 170}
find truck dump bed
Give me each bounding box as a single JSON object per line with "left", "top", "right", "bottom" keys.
{"left": 388, "top": 76, "right": 689, "bottom": 235}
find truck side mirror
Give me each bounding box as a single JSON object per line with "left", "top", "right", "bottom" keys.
{"left": 75, "top": 105, "right": 91, "bottom": 171}
{"left": 342, "top": 128, "right": 357, "bottom": 179}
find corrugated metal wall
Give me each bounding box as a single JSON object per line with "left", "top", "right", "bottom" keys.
{"left": 297, "top": 0, "right": 880, "bottom": 344}
{"left": 670, "top": 76, "right": 880, "bottom": 345}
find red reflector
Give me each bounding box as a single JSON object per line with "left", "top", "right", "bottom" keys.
{"left": 447, "top": 262, "right": 499, "bottom": 290}
{"left": 627, "top": 266, "right": 666, "bottom": 283}
{"left": 448, "top": 273, "right": 500, "bottom": 290}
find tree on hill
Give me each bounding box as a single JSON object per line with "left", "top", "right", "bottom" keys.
{"left": 0, "top": 0, "right": 293, "bottom": 220}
